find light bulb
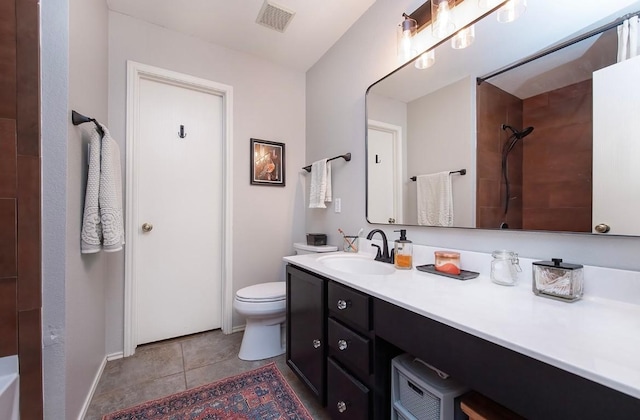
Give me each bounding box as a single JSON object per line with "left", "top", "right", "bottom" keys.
{"left": 451, "top": 25, "right": 475, "bottom": 49}
{"left": 497, "top": 0, "right": 527, "bottom": 23}
{"left": 415, "top": 50, "right": 435, "bottom": 69}
{"left": 432, "top": 0, "right": 456, "bottom": 39}
{"left": 397, "top": 15, "right": 418, "bottom": 61}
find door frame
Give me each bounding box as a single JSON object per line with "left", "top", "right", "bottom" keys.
{"left": 367, "top": 119, "right": 404, "bottom": 224}
{"left": 124, "top": 61, "right": 234, "bottom": 356}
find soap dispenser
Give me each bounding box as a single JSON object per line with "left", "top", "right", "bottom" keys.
{"left": 394, "top": 229, "right": 413, "bottom": 270}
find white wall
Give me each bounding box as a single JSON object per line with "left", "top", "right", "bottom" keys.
{"left": 406, "top": 77, "right": 475, "bottom": 227}
{"left": 107, "top": 12, "right": 306, "bottom": 351}
{"left": 67, "top": 0, "right": 109, "bottom": 417}
{"left": 41, "top": 1, "right": 69, "bottom": 418}
{"left": 42, "top": 0, "right": 110, "bottom": 418}
{"left": 306, "top": 0, "right": 640, "bottom": 271}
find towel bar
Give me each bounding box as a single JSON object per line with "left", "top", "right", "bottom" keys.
{"left": 302, "top": 153, "right": 351, "bottom": 172}
{"left": 72, "top": 110, "right": 105, "bottom": 138}
{"left": 410, "top": 169, "right": 466, "bottom": 181}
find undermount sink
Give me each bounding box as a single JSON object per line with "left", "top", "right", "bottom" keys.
{"left": 318, "top": 254, "right": 395, "bottom": 275}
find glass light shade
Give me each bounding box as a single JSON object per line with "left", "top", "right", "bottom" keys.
{"left": 497, "top": 0, "right": 527, "bottom": 23}
{"left": 432, "top": 0, "right": 456, "bottom": 39}
{"left": 415, "top": 50, "right": 435, "bottom": 69}
{"left": 397, "top": 15, "right": 418, "bottom": 61}
{"left": 451, "top": 25, "right": 475, "bottom": 49}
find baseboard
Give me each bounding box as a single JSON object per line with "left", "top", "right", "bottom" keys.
{"left": 106, "top": 351, "right": 124, "bottom": 361}
{"left": 77, "top": 355, "right": 108, "bottom": 420}
{"left": 231, "top": 324, "right": 245, "bottom": 334}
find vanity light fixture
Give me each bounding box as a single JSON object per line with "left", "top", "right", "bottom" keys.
{"left": 451, "top": 24, "right": 475, "bottom": 49}
{"left": 398, "top": 13, "right": 418, "bottom": 61}
{"left": 415, "top": 49, "right": 436, "bottom": 69}
{"left": 432, "top": 0, "right": 457, "bottom": 39}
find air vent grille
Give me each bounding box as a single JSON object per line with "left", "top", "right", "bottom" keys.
{"left": 256, "top": 1, "right": 295, "bottom": 33}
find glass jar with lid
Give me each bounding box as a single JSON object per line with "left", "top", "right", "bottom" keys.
{"left": 532, "top": 258, "right": 584, "bottom": 302}
{"left": 490, "top": 250, "right": 521, "bottom": 286}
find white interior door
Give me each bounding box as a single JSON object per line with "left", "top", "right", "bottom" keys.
{"left": 135, "top": 77, "right": 223, "bottom": 345}
{"left": 367, "top": 121, "right": 403, "bottom": 224}
{"left": 593, "top": 56, "right": 640, "bottom": 235}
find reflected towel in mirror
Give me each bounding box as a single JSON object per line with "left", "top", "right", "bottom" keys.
{"left": 417, "top": 171, "right": 453, "bottom": 226}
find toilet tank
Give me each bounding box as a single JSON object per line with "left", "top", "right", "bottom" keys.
{"left": 293, "top": 243, "right": 338, "bottom": 255}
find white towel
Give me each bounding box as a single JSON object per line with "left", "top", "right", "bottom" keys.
{"left": 416, "top": 171, "right": 453, "bottom": 226}
{"left": 618, "top": 16, "right": 640, "bottom": 62}
{"left": 99, "top": 124, "right": 125, "bottom": 252}
{"left": 80, "top": 124, "right": 125, "bottom": 253}
{"left": 309, "top": 159, "right": 332, "bottom": 208}
{"left": 81, "top": 127, "right": 103, "bottom": 253}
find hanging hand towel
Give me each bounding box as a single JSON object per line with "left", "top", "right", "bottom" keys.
{"left": 416, "top": 171, "right": 453, "bottom": 227}
{"left": 309, "top": 159, "right": 332, "bottom": 208}
{"left": 81, "top": 127, "right": 103, "bottom": 253}
{"left": 99, "top": 124, "right": 125, "bottom": 252}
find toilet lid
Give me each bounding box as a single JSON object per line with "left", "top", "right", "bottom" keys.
{"left": 236, "top": 282, "right": 286, "bottom": 302}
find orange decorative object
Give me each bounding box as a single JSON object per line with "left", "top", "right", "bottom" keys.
{"left": 434, "top": 251, "right": 461, "bottom": 275}
{"left": 435, "top": 263, "right": 460, "bottom": 275}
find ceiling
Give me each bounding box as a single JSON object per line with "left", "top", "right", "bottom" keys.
{"left": 106, "top": 0, "right": 377, "bottom": 72}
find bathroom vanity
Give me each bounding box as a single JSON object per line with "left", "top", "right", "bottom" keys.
{"left": 284, "top": 250, "right": 640, "bottom": 419}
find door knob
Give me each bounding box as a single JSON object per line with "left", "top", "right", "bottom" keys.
{"left": 142, "top": 223, "right": 153, "bottom": 233}
{"left": 312, "top": 339, "right": 321, "bottom": 349}
{"left": 594, "top": 223, "right": 610, "bottom": 233}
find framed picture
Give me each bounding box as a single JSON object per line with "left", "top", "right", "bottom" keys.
{"left": 250, "top": 138, "right": 285, "bottom": 186}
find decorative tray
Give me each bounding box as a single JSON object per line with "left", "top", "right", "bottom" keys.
{"left": 416, "top": 264, "right": 480, "bottom": 281}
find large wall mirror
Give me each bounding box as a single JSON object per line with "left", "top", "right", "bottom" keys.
{"left": 366, "top": 0, "right": 640, "bottom": 236}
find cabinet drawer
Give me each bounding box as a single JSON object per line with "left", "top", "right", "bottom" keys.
{"left": 328, "top": 317, "right": 370, "bottom": 376}
{"left": 328, "top": 282, "right": 371, "bottom": 331}
{"left": 327, "top": 357, "right": 370, "bottom": 420}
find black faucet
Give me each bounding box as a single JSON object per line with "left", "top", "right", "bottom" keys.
{"left": 366, "top": 229, "right": 393, "bottom": 263}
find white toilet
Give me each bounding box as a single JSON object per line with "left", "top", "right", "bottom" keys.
{"left": 234, "top": 242, "right": 337, "bottom": 361}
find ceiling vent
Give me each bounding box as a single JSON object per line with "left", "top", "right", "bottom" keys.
{"left": 256, "top": 1, "right": 296, "bottom": 33}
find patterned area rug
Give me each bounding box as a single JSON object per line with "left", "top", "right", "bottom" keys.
{"left": 102, "top": 362, "right": 313, "bottom": 420}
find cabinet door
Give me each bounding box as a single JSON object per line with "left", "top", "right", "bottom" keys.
{"left": 286, "top": 265, "right": 327, "bottom": 403}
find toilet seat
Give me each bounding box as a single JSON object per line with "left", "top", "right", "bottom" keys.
{"left": 236, "top": 282, "right": 285, "bottom": 303}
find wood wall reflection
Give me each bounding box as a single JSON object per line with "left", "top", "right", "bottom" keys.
{"left": 476, "top": 80, "right": 592, "bottom": 232}
{"left": 0, "top": 0, "right": 43, "bottom": 417}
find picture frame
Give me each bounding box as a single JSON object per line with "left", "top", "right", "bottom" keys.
{"left": 250, "top": 138, "right": 285, "bottom": 186}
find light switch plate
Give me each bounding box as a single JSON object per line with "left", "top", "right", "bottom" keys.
{"left": 334, "top": 198, "right": 341, "bottom": 213}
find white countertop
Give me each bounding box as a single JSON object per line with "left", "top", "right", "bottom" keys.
{"left": 284, "top": 249, "right": 640, "bottom": 400}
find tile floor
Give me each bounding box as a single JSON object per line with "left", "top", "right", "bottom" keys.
{"left": 85, "top": 330, "right": 330, "bottom": 419}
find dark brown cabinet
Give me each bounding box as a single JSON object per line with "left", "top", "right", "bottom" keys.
{"left": 286, "top": 265, "right": 327, "bottom": 403}
{"left": 326, "top": 281, "right": 373, "bottom": 418}
{"left": 286, "top": 264, "right": 374, "bottom": 417}
{"left": 286, "top": 263, "right": 640, "bottom": 420}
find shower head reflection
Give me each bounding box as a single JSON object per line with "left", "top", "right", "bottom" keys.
{"left": 502, "top": 124, "right": 534, "bottom": 140}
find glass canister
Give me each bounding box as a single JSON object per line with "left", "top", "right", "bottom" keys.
{"left": 532, "top": 258, "right": 584, "bottom": 302}
{"left": 490, "top": 250, "right": 521, "bottom": 286}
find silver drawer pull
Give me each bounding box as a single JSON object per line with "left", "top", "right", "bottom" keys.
{"left": 337, "top": 400, "right": 347, "bottom": 413}
{"left": 338, "top": 339, "right": 348, "bottom": 351}
{"left": 313, "top": 339, "right": 321, "bottom": 349}
{"left": 337, "top": 299, "right": 350, "bottom": 310}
